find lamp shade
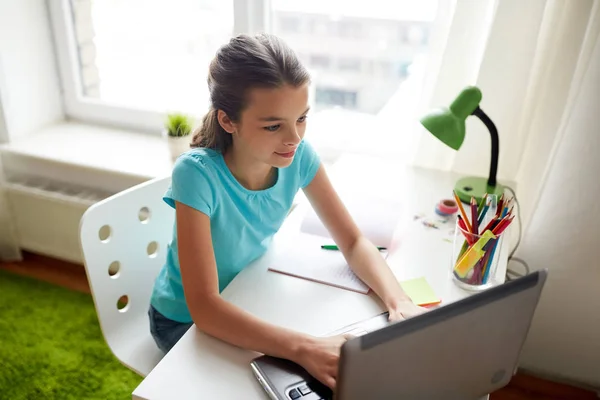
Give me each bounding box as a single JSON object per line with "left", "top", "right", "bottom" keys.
{"left": 420, "top": 86, "right": 483, "bottom": 151}
{"left": 419, "top": 86, "right": 503, "bottom": 204}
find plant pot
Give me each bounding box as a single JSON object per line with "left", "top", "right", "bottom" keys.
{"left": 165, "top": 132, "right": 191, "bottom": 161}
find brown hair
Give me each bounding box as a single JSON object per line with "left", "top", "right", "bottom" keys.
{"left": 190, "top": 33, "right": 310, "bottom": 151}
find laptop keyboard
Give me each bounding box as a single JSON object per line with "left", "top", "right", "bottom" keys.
{"left": 287, "top": 380, "right": 332, "bottom": 400}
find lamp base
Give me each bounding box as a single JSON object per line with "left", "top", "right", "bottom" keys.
{"left": 454, "top": 176, "right": 504, "bottom": 204}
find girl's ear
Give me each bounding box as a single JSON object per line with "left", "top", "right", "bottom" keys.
{"left": 217, "top": 110, "right": 236, "bottom": 134}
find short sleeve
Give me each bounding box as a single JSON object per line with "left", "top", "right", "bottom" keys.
{"left": 299, "top": 139, "right": 321, "bottom": 188}
{"left": 163, "top": 154, "right": 215, "bottom": 217}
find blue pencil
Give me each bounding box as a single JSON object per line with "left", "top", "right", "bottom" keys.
{"left": 478, "top": 205, "right": 490, "bottom": 226}
{"left": 482, "top": 239, "right": 500, "bottom": 284}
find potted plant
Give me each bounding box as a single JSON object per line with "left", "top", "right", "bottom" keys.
{"left": 164, "top": 112, "right": 193, "bottom": 160}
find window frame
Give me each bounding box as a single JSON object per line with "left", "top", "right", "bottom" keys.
{"left": 48, "top": 0, "right": 454, "bottom": 147}
{"left": 48, "top": 0, "right": 271, "bottom": 135}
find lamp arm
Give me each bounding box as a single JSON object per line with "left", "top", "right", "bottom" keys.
{"left": 472, "top": 107, "right": 499, "bottom": 187}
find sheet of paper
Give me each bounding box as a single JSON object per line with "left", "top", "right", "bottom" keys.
{"left": 399, "top": 277, "right": 441, "bottom": 307}
{"left": 267, "top": 234, "right": 376, "bottom": 294}
{"left": 300, "top": 194, "right": 402, "bottom": 248}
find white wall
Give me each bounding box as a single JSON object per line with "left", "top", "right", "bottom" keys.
{"left": 0, "top": 0, "right": 64, "bottom": 260}
{"left": 0, "top": 0, "right": 63, "bottom": 140}
{"left": 517, "top": 28, "right": 600, "bottom": 387}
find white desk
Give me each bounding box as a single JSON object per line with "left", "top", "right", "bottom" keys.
{"left": 132, "top": 157, "right": 509, "bottom": 400}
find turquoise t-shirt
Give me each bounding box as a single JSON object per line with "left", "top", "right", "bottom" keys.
{"left": 150, "top": 139, "right": 321, "bottom": 322}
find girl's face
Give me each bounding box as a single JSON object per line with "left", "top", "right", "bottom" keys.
{"left": 226, "top": 83, "right": 310, "bottom": 168}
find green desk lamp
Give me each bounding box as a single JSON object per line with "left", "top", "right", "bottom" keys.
{"left": 420, "top": 86, "right": 503, "bottom": 204}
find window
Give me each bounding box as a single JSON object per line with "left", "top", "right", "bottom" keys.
{"left": 272, "top": 0, "right": 439, "bottom": 115}
{"left": 338, "top": 21, "right": 362, "bottom": 39}
{"left": 50, "top": 0, "right": 443, "bottom": 159}
{"left": 309, "top": 55, "right": 332, "bottom": 69}
{"left": 58, "top": 0, "right": 233, "bottom": 117}
{"left": 315, "top": 88, "right": 358, "bottom": 109}
{"left": 277, "top": 16, "right": 301, "bottom": 34}
{"left": 338, "top": 58, "right": 362, "bottom": 72}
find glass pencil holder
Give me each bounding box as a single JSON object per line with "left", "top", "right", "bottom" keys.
{"left": 450, "top": 219, "right": 504, "bottom": 291}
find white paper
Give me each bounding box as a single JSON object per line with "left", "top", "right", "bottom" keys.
{"left": 270, "top": 162, "right": 402, "bottom": 293}
{"left": 268, "top": 234, "right": 371, "bottom": 294}
{"left": 300, "top": 194, "right": 402, "bottom": 248}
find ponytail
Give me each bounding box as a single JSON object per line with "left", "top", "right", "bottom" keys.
{"left": 190, "top": 107, "right": 232, "bottom": 151}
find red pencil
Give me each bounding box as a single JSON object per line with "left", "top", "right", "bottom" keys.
{"left": 496, "top": 194, "right": 505, "bottom": 217}
{"left": 457, "top": 216, "right": 474, "bottom": 245}
{"left": 493, "top": 215, "right": 514, "bottom": 236}
{"left": 481, "top": 216, "right": 498, "bottom": 234}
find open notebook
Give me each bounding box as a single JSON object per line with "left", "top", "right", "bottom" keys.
{"left": 267, "top": 233, "right": 441, "bottom": 306}
{"left": 299, "top": 194, "right": 401, "bottom": 248}
{"left": 268, "top": 233, "right": 381, "bottom": 294}
{"left": 268, "top": 195, "right": 402, "bottom": 294}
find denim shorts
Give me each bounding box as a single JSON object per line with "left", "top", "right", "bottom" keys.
{"left": 148, "top": 304, "right": 193, "bottom": 353}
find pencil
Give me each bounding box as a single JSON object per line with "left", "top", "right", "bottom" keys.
{"left": 454, "top": 191, "right": 472, "bottom": 233}
{"left": 471, "top": 197, "right": 479, "bottom": 234}
{"left": 457, "top": 216, "right": 474, "bottom": 245}
{"left": 496, "top": 194, "right": 505, "bottom": 217}
{"left": 477, "top": 193, "right": 488, "bottom": 215}
{"left": 493, "top": 216, "right": 514, "bottom": 236}
{"left": 321, "top": 245, "right": 387, "bottom": 251}
{"left": 481, "top": 217, "right": 498, "bottom": 234}
{"left": 478, "top": 205, "right": 490, "bottom": 226}
{"left": 491, "top": 215, "right": 511, "bottom": 235}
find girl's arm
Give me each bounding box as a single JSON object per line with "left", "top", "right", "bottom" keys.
{"left": 175, "top": 201, "right": 350, "bottom": 389}
{"left": 303, "top": 165, "right": 426, "bottom": 321}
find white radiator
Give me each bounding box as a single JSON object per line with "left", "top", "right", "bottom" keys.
{"left": 4, "top": 178, "right": 110, "bottom": 263}
{"left": 0, "top": 153, "right": 149, "bottom": 264}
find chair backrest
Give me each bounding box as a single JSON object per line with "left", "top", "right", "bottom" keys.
{"left": 79, "top": 176, "right": 173, "bottom": 373}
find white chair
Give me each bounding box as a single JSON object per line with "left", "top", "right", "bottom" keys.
{"left": 79, "top": 176, "right": 173, "bottom": 376}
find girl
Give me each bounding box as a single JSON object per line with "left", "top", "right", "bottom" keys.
{"left": 148, "top": 33, "right": 425, "bottom": 390}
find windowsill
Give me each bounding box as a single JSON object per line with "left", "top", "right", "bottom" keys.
{"left": 0, "top": 109, "right": 413, "bottom": 197}
{"left": 0, "top": 121, "right": 174, "bottom": 180}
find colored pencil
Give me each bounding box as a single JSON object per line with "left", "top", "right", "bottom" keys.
{"left": 453, "top": 191, "right": 472, "bottom": 233}
{"left": 457, "top": 215, "right": 468, "bottom": 231}
{"left": 492, "top": 214, "right": 512, "bottom": 235}
{"left": 471, "top": 197, "right": 479, "bottom": 234}
{"left": 496, "top": 194, "right": 505, "bottom": 217}
{"left": 457, "top": 216, "right": 474, "bottom": 247}
{"left": 481, "top": 217, "right": 498, "bottom": 234}
{"left": 477, "top": 205, "right": 490, "bottom": 226}
{"left": 477, "top": 193, "right": 488, "bottom": 215}
{"left": 493, "top": 216, "right": 514, "bottom": 236}
{"left": 482, "top": 239, "right": 500, "bottom": 284}
{"left": 478, "top": 246, "right": 494, "bottom": 284}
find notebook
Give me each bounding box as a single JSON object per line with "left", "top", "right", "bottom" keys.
{"left": 267, "top": 233, "right": 377, "bottom": 294}
{"left": 267, "top": 233, "right": 441, "bottom": 306}
{"left": 299, "top": 194, "right": 402, "bottom": 249}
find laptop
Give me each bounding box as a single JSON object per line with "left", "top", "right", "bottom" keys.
{"left": 250, "top": 269, "right": 547, "bottom": 400}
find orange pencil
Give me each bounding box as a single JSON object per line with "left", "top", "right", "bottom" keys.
{"left": 453, "top": 191, "right": 472, "bottom": 233}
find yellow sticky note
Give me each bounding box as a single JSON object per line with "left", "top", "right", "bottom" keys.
{"left": 399, "top": 277, "right": 441, "bottom": 307}
{"left": 454, "top": 230, "right": 496, "bottom": 278}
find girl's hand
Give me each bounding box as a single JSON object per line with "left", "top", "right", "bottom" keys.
{"left": 388, "top": 299, "right": 428, "bottom": 323}
{"left": 294, "top": 334, "right": 354, "bottom": 390}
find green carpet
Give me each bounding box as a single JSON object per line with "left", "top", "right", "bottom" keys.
{"left": 0, "top": 270, "right": 143, "bottom": 400}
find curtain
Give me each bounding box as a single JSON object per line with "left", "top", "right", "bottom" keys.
{"left": 411, "top": 0, "right": 599, "bottom": 225}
